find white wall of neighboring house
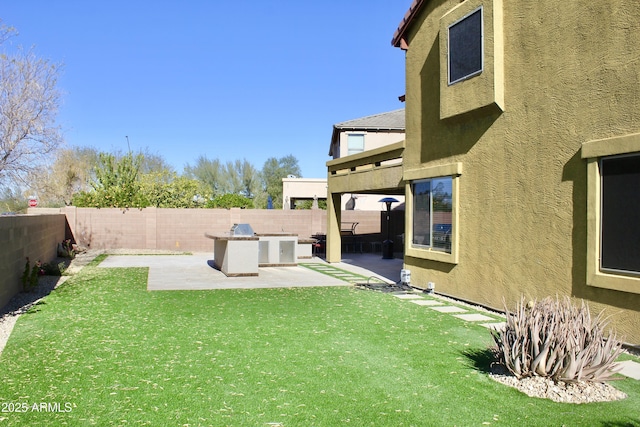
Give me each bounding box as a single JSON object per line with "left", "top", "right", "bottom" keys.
{"left": 282, "top": 177, "right": 404, "bottom": 211}
{"left": 281, "top": 178, "right": 327, "bottom": 209}
{"left": 341, "top": 193, "right": 405, "bottom": 211}
{"left": 334, "top": 131, "right": 405, "bottom": 160}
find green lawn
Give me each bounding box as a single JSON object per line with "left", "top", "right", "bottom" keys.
{"left": 0, "top": 256, "right": 638, "bottom": 426}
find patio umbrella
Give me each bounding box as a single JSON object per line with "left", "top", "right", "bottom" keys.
{"left": 267, "top": 195, "right": 273, "bottom": 209}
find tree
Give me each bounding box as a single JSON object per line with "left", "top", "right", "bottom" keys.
{"left": 71, "top": 149, "right": 215, "bottom": 209}
{"left": 0, "top": 22, "right": 63, "bottom": 186}
{"left": 261, "top": 155, "right": 301, "bottom": 209}
{"left": 185, "top": 156, "right": 262, "bottom": 206}
{"left": 223, "top": 159, "right": 261, "bottom": 198}
{"left": 122, "top": 147, "right": 174, "bottom": 176}
{"left": 139, "top": 173, "right": 211, "bottom": 208}
{"left": 27, "top": 146, "right": 99, "bottom": 206}
{"left": 72, "top": 151, "right": 145, "bottom": 208}
{"left": 206, "top": 193, "right": 253, "bottom": 209}
{"left": 0, "top": 185, "right": 27, "bottom": 213}
{"left": 184, "top": 156, "right": 225, "bottom": 196}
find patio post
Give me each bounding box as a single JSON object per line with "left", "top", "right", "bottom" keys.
{"left": 326, "top": 191, "right": 342, "bottom": 263}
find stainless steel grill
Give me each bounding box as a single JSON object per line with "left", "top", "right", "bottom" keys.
{"left": 229, "top": 223, "right": 255, "bottom": 236}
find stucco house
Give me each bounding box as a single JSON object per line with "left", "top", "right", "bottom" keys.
{"left": 281, "top": 177, "right": 327, "bottom": 209}
{"left": 385, "top": 0, "right": 640, "bottom": 343}
{"left": 328, "top": 109, "right": 406, "bottom": 211}
{"left": 329, "top": 109, "right": 405, "bottom": 160}
{"left": 282, "top": 109, "right": 407, "bottom": 211}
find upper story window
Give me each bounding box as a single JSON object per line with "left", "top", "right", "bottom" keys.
{"left": 438, "top": 0, "right": 503, "bottom": 119}
{"left": 448, "top": 7, "right": 483, "bottom": 85}
{"left": 347, "top": 134, "right": 365, "bottom": 156}
{"left": 600, "top": 153, "right": 640, "bottom": 275}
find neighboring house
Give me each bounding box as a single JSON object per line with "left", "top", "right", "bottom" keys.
{"left": 329, "top": 109, "right": 405, "bottom": 160}
{"left": 385, "top": 0, "right": 640, "bottom": 342}
{"left": 283, "top": 109, "right": 408, "bottom": 211}
{"left": 281, "top": 177, "right": 327, "bottom": 209}
{"left": 328, "top": 109, "right": 406, "bottom": 210}
{"left": 281, "top": 176, "right": 398, "bottom": 211}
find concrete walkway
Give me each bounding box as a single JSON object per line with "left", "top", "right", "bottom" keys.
{"left": 98, "top": 252, "right": 404, "bottom": 291}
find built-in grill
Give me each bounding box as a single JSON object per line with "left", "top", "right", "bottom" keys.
{"left": 205, "top": 223, "right": 297, "bottom": 277}
{"left": 229, "top": 223, "right": 255, "bottom": 236}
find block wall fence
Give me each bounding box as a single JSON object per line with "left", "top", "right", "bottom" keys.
{"left": 0, "top": 214, "right": 66, "bottom": 309}
{"left": 27, "top": 207, "right": 391, "bottom": 252}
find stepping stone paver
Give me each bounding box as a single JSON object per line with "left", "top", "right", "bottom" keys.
{"left": 393, "top": 294, "right": 424, "bottom": 300}
{"left": 617, "top": 360, "right": 640, "bottom": 380}
{"left": 430, "top": 305, "right": 467, "bottom": 313}
{"left": 410, "top": 299, "right": 444, "bottom": 306}
{"left": 480, "top": 322, "right": 507, "bottom": 331}
{"left": 454, "top": 313, "right": 495, "bottom": 322}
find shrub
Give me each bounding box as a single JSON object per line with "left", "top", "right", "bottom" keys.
{"left": 41, "top": 261, "right": 66, "bottom": 276}
{"left": 205, "top": 193, "right": 253, "bottom": 209}
{"left": 491, "top": 296, "right": 623, "bottom": 383}
{"left": 57, "top": 239, "right": 75, "bottom": 259}
{"left": 20, "top": 258, "right": 41, "bottom": 292}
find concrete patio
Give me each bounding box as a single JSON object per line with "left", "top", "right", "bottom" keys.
{"left": 98, "top": 252, "right": 405, "bottom": 291}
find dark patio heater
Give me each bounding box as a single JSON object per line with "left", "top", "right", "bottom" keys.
{"left": 379, "top": 197, "right": 399, "bottom": 259}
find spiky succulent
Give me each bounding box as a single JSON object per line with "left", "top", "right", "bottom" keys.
{"left": 492, "top": 296, "right": 623, "bottom": 383}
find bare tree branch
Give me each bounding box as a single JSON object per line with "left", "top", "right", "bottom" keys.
{"left": 0, "top": 30, "right": 63, "bottom": 186}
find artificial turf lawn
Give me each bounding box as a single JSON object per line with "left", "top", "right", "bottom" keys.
{"left": 0, "top": 256, "right": 638, "bottom": 426}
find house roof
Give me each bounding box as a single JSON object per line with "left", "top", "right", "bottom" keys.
{"left": 391, "top": 0, "right": 426, "bottom": 49}
{"left": 329, "top": 109, "right": 406, "bottom": 155}
{"left": 334, "top": 108, "right": 406, "bottom": 132}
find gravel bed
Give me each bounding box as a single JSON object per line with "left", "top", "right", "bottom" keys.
{"left": 0, "top": 274, "right": 69, "bottom": 355}
{"left": 488, "top": 363, "right": 628, "bottom": 403}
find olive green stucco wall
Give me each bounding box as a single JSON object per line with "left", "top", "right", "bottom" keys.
{"left": 402, "top": 0, "right": 640, "bottom": 342}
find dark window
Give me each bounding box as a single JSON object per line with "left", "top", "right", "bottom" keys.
{"left": 448, "top": 7, "right": 483, "bottom": 84}
{"left": 600, "top": 153, "right": 640, "bottom": 274}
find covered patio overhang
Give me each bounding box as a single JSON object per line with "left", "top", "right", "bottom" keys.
{"left": 325, "top": 141, "right": 405, "bottom": 263}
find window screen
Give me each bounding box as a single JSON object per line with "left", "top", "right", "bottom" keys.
{"left": 448, "top": 7, "right": 483, "bottom": 84}
{"left": 600, "top": 153, "right": 640, "bottom": 274}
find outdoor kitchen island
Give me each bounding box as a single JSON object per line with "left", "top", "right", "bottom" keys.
{"left": 205, "top": 232, "right": 259, "bottom": 277}
{"left": 205, "top": 223, "right": 298, "bottom": 277}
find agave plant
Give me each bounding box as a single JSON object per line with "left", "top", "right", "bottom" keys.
{"left": 492, "top": 296, "right": 623, "bottom": 383}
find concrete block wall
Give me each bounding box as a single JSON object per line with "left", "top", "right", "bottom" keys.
{"left": 341, "top": 210, "right": 384, "bottom": 235}
{"left": 49, "top": 207, "right": 385, "bottom": 252}
{"left": 155, "top": 208, "right": 226, "bottom": 252}
{"left": 0, "top": 214, "right": 66, "bottom": 309}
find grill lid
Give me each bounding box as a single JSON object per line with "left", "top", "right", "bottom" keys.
{"left": 230, "top": 223, "right": 255, "bottom": 236}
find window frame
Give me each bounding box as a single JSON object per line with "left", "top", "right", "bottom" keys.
{"left": 346, "top": 133, "right": 365, "bottom": 156}
{"left": 438, "top": 0, "right": 504, "bottom": 119}
{"left": 582, "top": 132, "right": 640, "bottom": 294}
{"left": 411, "top": 177, "right": 453, "bottom": 253}
{"left": 599, "top": 153, "right": 640, "bottom": 277}
{"left": 404, "top": 163, "right": 462, "bottom": 264}
{"left": 447, "top": 6, "right": 484, "bottom": 85}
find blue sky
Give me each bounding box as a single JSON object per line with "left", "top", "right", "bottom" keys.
{"left": 2, "top": 1, "right": 409, "bottom": 178}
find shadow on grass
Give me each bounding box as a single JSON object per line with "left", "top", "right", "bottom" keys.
{"left": 0, "top": 279, "right": 60, "bottom": 318}
{"left": 460, "top": 347, "right": 500, "bottom": 374}
{"left": 600, "top": 420, "right": 640, "bottom": 427}
{"left": 0, "top": 256, "right": 76, "bottom": 319}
